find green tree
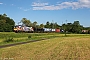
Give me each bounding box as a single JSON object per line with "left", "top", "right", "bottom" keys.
{"left": 0, "top": 20, "right": 6, "bottom": 31}
{"left": 44, "top": 21, "right": 50, "bottom": 28}
{"left": 21, "top": 18, "right": 31, "bottom": 26}
{"left": 45, "top": 21, "right": 60, "bottom": 29}
{"left": 3, "top": 13, "right": 7, "bottom": 17}
{"left": 50, "top": 23, "right": 53, "bottom": 28}
{"left": 0, "top": 14, "right": 15, "bottom": 32}
{"left": 66, "top": 23, "right": 73, "bottom": 32}
{"left": 39, "top": 24, "right": 44, "bottom": 28}
{"left": 62, "top": 24, "right": 67, "bottom": 31}
{"left": 54, "top": 22, "right": 60, "bottom": 29}
{"left": 33, "top": 21, "right": 37, "bottom": 28}
{"left": 72, "top": 21, "right": 83, "bottom": 33}
{"left": 62, "top": 21, "right": 83, "bottom": 33}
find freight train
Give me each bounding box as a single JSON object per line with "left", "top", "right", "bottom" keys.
{"left": 14, "top": 25, "right": 61, "bottom": 33}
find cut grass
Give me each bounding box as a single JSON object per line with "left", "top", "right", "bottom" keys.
{"left": 0, "top": 34, "right": 90, "bottom": 60}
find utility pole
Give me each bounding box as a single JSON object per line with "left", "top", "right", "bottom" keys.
{"left": 65, "top": 20, "right": 67, "bottom": 36}
{"left": 62, "top": 21, "right": 63, "bottom": 30}
{"left": 52, "top": 20, "right": 54, "bottom": 29}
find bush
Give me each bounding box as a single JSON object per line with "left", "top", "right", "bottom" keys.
{"left": 3, "top": 37, "right": 14, "bottom": 42}
{"left": 28, "top": 35, "right": 31, "bottom": 39}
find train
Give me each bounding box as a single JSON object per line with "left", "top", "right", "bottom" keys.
{"left": 14, "top": 25, "right": 63, "bottom": 33}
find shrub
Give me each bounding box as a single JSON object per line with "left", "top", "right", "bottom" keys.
{"left": 3, "top": 37, "right": 14, "bottom": 42}
{"left": 28, "top": 35, "right": 31, "bottom": 39}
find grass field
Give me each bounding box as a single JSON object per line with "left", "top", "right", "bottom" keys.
{"left": 0, "top": 32, "right": 59, "bottom": 46}
{"left": 0, "top": 33, "right": 90, "bottom": 60}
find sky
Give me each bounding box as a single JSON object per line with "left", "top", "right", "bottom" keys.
{"left": 0, "top": 0, "right": 90, "bottom": 27}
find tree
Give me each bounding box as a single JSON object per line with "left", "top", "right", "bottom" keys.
{"left": 73, "top": 21, "right": 80, "bottom": 26}
{"left": 50, "top": 23, "right": 53, "bottom": 28}
{"left": 21, "top": 18, "right": 31, "bottom": 26}
{"left": 44, "top": 21, "right": 50, "bottom": 28}
{"left": 44, "top": 21, "right": 60, "bottom": 29}
{"left": 61, "top": 21, "right": 83, "bottom": 34}
{"left": 62, "top": 24, "right": 67, "bottom": 31}
{"left": 33, "top": 21, "right": 37, "bottom": 28}
{"left": 0, "top": 14, "right": 15, "bottom": 32}
{"left": 39, "top": 24, "right": 44, "bottom": 28}
{"left": 72, "top": 21, "right": 83, "bottom": 33}
{"left": 66, "top": 23, "right": 73, "bottom": 32}
{"left": 3, "top": 13, "right": 7, "bottom": 17}
{"left": 0, "top": 20, "right": 6, "bottom": 32}
{"left": 54, "top": 22, "right": 60, "bottom": 29}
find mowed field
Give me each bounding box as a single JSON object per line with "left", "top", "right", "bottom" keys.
{"left": 0, "top": 33, "right": 90, "bottom": 60}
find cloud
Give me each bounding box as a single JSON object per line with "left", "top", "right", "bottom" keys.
{"left": 32, "top": 2, "right": 48, "bottom": 6}
{"left": 18, "top": 7, "right": 30, "bottom": 11}
{"left": 11, "top": 4, "right": 14, "bottom": 6}
{"left": 32, "top": 0, "right": 90, "bottom": 10}
{"left": 79, "top": 0, "right": 90, "bottom": 8}
{"left": 0, "top": 2, "right": 3, "bottom": 5}
{"left": 23, "top": 9, "right": 31, "bottom": 11}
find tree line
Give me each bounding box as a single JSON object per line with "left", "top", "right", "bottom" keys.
{"left": 0, "top": 13, "right": 90, "bottom": 33}
{"left": 20, "top": 18, "right": 60, "bottom": 29}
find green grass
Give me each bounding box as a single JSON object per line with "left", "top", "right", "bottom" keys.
{"left": 0, "top": 32, "right": 60, "bottom": 46}
{"left": 0, "top": 33, "right": 90, "bottom": 60}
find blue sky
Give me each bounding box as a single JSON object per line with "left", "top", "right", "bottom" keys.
{"left": 0, "top": 0, "right": 90, "bottom": 27}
